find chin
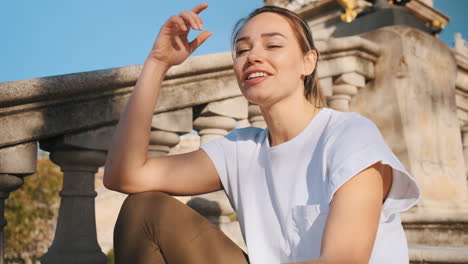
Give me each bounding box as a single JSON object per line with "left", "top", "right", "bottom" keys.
{"left": 241, "top": 88, "right": 272, "bottom": 105}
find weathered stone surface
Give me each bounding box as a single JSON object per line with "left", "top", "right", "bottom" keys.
{"left": 149, "top": 130, "right": 180, "bottom": 146}
{"left": 409, "top": 245, "right": 468, "bottom": 264}
{"left": 332, "top": 84, "right": 358, "bottom": 95}
{"left": 61, "top": 126, "right": 115, "bottom": 151}
{"left": 334, "top": 72, "right": 366, "bottom": 88}
{"left": 316, "top": 36, "right": 379, "bottom": 81}
{"left": 0, "top": 142, "right": 37, "bottom": 174}
{"left": 318, "top": 77, "right": 333, "bottom": 97}
{"left": 352, "top": 25, "right": 468, "bottom": 211}
{"left": 193, "top": 116, "right": 237, "bottom": 131}
{"left": 328, "top": 94, "right": 351, "bottom": 112}
{"left": 403, "top": 212, "right": 468, "bottom": 247}
{"left": 151, "top": 108, "right": 193, "bottom": 133}
{"left": 200, "top": 96, "right": 248, "bottom": 119}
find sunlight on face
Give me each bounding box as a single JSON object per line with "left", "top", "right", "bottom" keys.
{"left": 233, "top": 12, "right": 309, "bottom": 107}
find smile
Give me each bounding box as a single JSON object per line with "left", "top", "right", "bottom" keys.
{"left": 247, "top": 72, "right": 268, "bottom": 80}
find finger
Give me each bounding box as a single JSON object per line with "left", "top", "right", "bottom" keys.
{"left": 191, "top": 11, "right": 204, "bottom": 30}
{"left": 169, "top": 15, "right": 188, "bottom": 31}
{"left": 192, "top": 3, "right": 208, "bottom": 15}
{"left": 189, "top": 30, "right": 212, "bottom": 53}
{"left": 180, "top": 11, "right": 201, "bottom": 30}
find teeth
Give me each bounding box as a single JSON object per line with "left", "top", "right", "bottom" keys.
{"left": 247, "top": 72, "right": 268, "bottom": 80}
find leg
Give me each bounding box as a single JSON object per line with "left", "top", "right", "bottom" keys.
{"left": 114, "top": 191, "right": 249, "bottom": 264}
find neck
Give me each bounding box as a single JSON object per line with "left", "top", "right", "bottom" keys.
{"left": 261, "top": 94, "right": 321, "bottom": 147}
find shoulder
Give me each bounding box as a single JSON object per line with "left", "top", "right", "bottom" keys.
{"left": 323, "top": 109, "right": 381, "bottom": 145}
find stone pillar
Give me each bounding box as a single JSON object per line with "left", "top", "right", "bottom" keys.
{"left": 39, "top": 128, "right": 118, "bottom": 264}
{"left": 39, "top": 143, "right": 107, "bottom": 264}
{"left": 329, "top": 72, "right": 365, "bottom": 111}
{"left": 0, "top": 142, "right": 37, "bottom": 264}
{"left": 194, "top": 96, "right": 248, "bottom": 145}
{"left": 150, "top": 108, "right": 193, "bottom": 157}
{"left": 248, "top": 103, "right": 266, "bottom": 128}
{"left": 353, "top": 26, "right": 468, "bottom": 212}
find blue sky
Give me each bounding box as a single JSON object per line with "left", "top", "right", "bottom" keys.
{"left": 0, "top": 0, "right": 466, "bottom": 83}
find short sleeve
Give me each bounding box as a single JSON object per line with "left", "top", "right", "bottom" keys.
{"left": 199, "top": 134, "right": 233, "bottom": 196}
{"left": 326, "top": 115, "right": 421, "bottom": 221}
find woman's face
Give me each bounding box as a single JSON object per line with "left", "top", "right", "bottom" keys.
{"left": 233, "top": 12, "right": 313, "bottom": 107}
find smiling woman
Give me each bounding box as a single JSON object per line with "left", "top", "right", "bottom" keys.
{"left": 104, "top": 3, "right": 420, "bottom": 264}
{"left": 232, "top": 6, "right": 324, "bottom": 108}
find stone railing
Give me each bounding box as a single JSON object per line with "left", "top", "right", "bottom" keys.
{"left": 0, "top": 34, "right": 379, "bottom": 263}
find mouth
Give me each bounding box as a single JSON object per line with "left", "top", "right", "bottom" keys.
{"left": 244, "top": 71, "right": 271, "bottom": 85}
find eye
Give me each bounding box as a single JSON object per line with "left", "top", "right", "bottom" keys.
{"left": 267, "top": 45, "right": 282, "bottom": 49}
{"left": 236, "top": 49, "right": 249, "bottom": 56}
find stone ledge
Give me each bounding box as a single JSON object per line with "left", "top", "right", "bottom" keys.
{"left": 403, "top": 212, "right": 468, "bottom": 248}
{"left": 409, "top": 245, "right": 468, "bottom": 264}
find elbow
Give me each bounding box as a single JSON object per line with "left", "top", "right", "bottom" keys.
{"left": 103, "top": 168, "right": 143, "bottom": 194}
{"left": 103, "top": 168, "right": 119, "bottom": 191}
{"left": 103, "top": 167, "right": 127, "bottom": 193}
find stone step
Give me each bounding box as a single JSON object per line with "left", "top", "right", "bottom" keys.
{"left": 403, "top": 212, "right": 468, "bottom": 247}
{"left": 409, "top": 245, "right": 468, "bottom": 264}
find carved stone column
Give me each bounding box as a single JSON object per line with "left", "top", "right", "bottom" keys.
{"left": 194, "top": 96, "right": 247, "bottom": 145}
{"left": 150, "top": 108, "right": 193, "bottom": 157}
{"left": 0, "top": 142, "right": 37, "bottom": 264}
{"left": 40, "top": 133, "right": 109, "bottom": 264}
{"left": 248, "top": 103, "right": 266, "bottom": 128}
{"left": 328, "top": 72, "right": 365, "bottom": 111}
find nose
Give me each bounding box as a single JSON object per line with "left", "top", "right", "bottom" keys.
{"left": 246, "top": 45, "right": 264, "bottom": 64}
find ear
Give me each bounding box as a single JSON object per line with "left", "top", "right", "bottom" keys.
{"left": 303, "top": 49, "right": 317, "bottom": 76}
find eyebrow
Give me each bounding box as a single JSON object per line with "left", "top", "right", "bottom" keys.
{"left": 235, "top": 32, "right": 287, "bottom": 44}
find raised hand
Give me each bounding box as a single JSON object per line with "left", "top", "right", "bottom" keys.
{"left": 148, "top": 3, "right": 212, "bottom": 69}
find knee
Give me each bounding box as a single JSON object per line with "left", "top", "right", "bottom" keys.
{"left": 120, "top": 191, "right": 174, "bottom": 215}
{"left": 116, "top": 191, "right": 180, "bottom": 226}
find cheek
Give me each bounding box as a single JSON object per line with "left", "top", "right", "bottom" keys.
{"left": 233, "top": 60, "right": 246, "bottom": 85}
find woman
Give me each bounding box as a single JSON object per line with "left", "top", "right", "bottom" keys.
{"left": 104, "top": 3, "right": 420, "bottom": 264}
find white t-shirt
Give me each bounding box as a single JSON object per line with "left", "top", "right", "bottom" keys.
{"left": 200, "top": 107, "right": 420, "bottom": 264}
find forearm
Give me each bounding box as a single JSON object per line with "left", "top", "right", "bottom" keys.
{"left": 104, "top": 58, "right": 169, "bottom": 189}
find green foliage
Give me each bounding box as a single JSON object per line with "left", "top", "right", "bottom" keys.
{"left": 4, "top": 158, "right": 63, "bottom": 261}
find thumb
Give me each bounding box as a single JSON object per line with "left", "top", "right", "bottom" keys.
{"left": 189, "top": 31, "right": 212, "bottom": 53}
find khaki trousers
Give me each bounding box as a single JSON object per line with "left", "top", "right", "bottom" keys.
{"left": 114, "top": 191, "right": 249, "bottom": 264}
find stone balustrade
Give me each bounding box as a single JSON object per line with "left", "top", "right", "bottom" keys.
{"left": 1, "top": 24, "right": 468, "bottom": 263}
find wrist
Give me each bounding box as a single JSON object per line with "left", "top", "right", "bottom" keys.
{"left": 144, "top": 56, "right": 171, "bottom": 75}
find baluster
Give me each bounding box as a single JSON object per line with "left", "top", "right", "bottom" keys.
{"left": 0, "top": 142, "right": 37, "bottom": 264}
{"left": 318, "top": 77, "right": 333, "bottom": 100}
{"left": 40, "top": 135, "right": 108, "bottom": 264}
{"left": 194, "top": 96, "right": 247, "bottom": 144}
{"left": 150, "top": 108, "right": 193, "bottom": 157}
{"left": 328, "top": 72, "right": 365, "bottom": 111}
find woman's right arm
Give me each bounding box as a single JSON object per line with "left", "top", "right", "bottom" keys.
{"left": 103, "top": 4, "right": 220, "bottom": 195}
